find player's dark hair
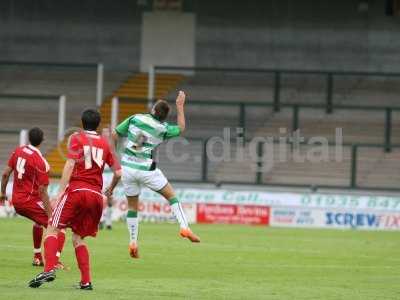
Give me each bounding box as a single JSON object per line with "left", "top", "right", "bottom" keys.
{"left": 29, "top": 127, "right": 44, "bottom": 147}
{"left": 81, "top": 109, "right": 101, "bottom": 131}
{"left": 152, "top": 100, "right": 170, "bottom": 122}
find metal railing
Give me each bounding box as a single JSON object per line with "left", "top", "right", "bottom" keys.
{"left": 156, "top": 137, "right": 400, "bottom": 192}
{"left": 149, "top": 65, "right": 400, "bottom": 113}
{"left": 111, "top": 97, "right": 400, "bottom": 151}
{"left": 0, "top": 61, "right": 104, "bottom": 107}
{"left": 109, "top": 96, "right": 400, "bottom": 191}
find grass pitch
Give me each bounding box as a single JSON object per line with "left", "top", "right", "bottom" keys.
{"left": 0, "top": 218, "right": 399, "bottom": 300}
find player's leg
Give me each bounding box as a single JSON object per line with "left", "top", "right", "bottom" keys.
{"left": 32, "top": 223, "right": 44, "bottom": 266}
{"left": 32, "top": 229, "right": 66, "bottom": 270}
{"left": 157, "top": 182, "right": 200, "bottom": 243}
{"left": 55, "top": 229, "right": 66, "bottom": 269}
{"left": 43, "top": 225, "right": 61, "bottom": 272}
{"left": 30, "top": 211, "right": 66, "bottom": 269}
{"left": 28, "top": 225, "right": 59, "bottom": 288}
{"left": 29, "top": 193, "right": 72, "bottom": 288}
{"left": 68, "top": 190, "right": 103, "bottom": 289}
{"left": 121, "top": 166, "right": 141, "bottom": 258}
{"left": 72, "top": 233, "right": 93, "bottom": 290}
{"left": 126, "top": 195, "right": 140, "bottom": 258}
{"left": 145, "top": 169, "right": 200, "bottom": 242}
{"left": 13, "top": 200, "right": 55, "bottom": 266}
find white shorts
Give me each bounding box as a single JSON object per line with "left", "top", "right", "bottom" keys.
{"left": 121, "top": 166, "right": 168, "bottom": 196}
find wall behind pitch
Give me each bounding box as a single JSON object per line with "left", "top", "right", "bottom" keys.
{"left": 0, "top": 0, "right": 141, "bottom": 69}
{"left": 140, "top": 12, "right": 196, "bottom": 72}
{"left": 2, "top": 0, "right": 400, "bottom": 72}
{"left": 196, "top": 0, "right": 400, "bottom": 72}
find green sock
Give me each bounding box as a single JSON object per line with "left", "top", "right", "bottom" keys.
{"left": 127, "top": 210, "right": 138, "bottom": 218}
{"left": 169, "top": 197, "right": 179, "bottom": 205}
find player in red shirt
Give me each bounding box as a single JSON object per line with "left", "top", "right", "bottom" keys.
{"left": 29, "top": 109, "right": 121, "bottom": 290}
{"left": 0, "top": 127, "right": 66, "bottom": 267}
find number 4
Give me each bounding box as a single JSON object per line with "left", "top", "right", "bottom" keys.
{"left": 16, "top": 157, "right": 26, "bottom": 179}
{"left": 83, "top": 146, "right": 104, "bottom": 169}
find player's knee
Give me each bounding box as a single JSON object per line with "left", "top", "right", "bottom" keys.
{"left": 159, "top": 183, "right": 175, "bottom": 200}
{"left": 72, "top": 234, "right": 85, "bottom": 248}
{"left": 46, "top": 225, "right": 59, "bottom": 236}
{"left": 127, "top": 196, "right": 139, "bottom": 210}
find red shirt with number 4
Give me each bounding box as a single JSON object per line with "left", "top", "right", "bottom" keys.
{"left": 8, "top": 145, "right": 50, "bottom": 203}
{"left": 67, "top": 130, "right": 119, "bottom": 192}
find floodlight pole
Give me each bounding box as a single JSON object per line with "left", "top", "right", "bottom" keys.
{"left": 58, "top": 95, "right": 66, "bottom": 142}
{"left": 96, "top": 63, "right": 104, "bottom": 107}
{"left": 111, "top": 96, "right": 119, "bottom": 130}
{"left": 19, "top": 129, "right": 28, "bottom": 146}
{"left": 148, "top": 65, "right": 155, "bottom": 109}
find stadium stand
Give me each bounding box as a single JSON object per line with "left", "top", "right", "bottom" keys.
{"left": 1, "top": 66, "right": 399, "bottom": 190}
{"left": 257, "top": 108, "right": 388, "bottom": 144}
{"left": 46, "top": 73, "right": 185, "bottom": 176}
{"left": 0, "top": 66, "right": 129, "bottom": 170}
{"left": 356, "top": 147, "right": 400, "bottom": 189}
{"left": 0, "top": 131, "right": 20, "bottom": 171}
{"left": 157, "top": 71, "right": 400, "bottom": 189}
{"left": 170, "top": 71, "right": 400, "bottom": 107}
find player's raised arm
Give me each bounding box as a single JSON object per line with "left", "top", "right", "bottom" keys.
{"left": 0, "top": 166, "right": 12, "bottom": 201}
{"left": 176, "top": 91, "right": 186, "bottom": 133}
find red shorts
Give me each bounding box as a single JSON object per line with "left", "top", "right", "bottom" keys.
{"left": 13, "top": 197, "right": 48, "bottom": 227}
{"left": 49, "top": 188, "right": 104, "bottom": 238}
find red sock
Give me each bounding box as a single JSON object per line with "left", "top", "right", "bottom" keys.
{"left": 44, "top": 235, "right": 58, "bottom": 272}
{"left": 32, "top": 224, "right": 43, "bottom": 255}
{"left": 75, "top": 245, "right": 91, "bottom": 284}
{"left": 56, "top": 231, "right": 66, "bottom": 261}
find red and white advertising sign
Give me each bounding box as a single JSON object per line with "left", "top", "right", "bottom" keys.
{"left": 138, "top": 201, "right": 197, "bottom": 224}
{"left": 107, "top": 199, "right": 197, "bottom": 224}
{"left": 197, "top": 203, "right": 270, "bottom": 225}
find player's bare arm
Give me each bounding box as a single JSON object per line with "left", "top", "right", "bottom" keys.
{"left": 105, "top": 169, "right": 122, "bottom": 195}
{"left": 176, "top": 90, "right": 186, "bottom": 133}
{"left": 0, "top": 166, "right": 12, "bottom": 201}
{"left": 38, "top": 184, "right": 52, "bottom": 217}
{"left": 105, "top": 133, "right": 122, "bottom": 197}
{"left": 57, "top": 159, "right": 75, "bottom": 200}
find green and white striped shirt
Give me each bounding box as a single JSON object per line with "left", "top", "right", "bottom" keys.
{"left": 115, "top": 113, "right": 181, "bottom": 171}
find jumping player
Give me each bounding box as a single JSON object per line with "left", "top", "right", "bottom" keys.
{"left": 29, "top": 109, "right": 121, "bottom": 290}
{"left": 0, "top": 127, "right": 65, "bottom": 267}
{"left": 111, "top": 90, "right": 200, "bottom": 259}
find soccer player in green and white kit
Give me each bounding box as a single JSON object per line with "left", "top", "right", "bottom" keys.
{"left": 110, "top": 91, "right": 200, "bottom": 258}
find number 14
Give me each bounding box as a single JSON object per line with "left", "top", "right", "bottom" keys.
{"left": 83, "top": 146, "right": 104, "bottom": 169}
